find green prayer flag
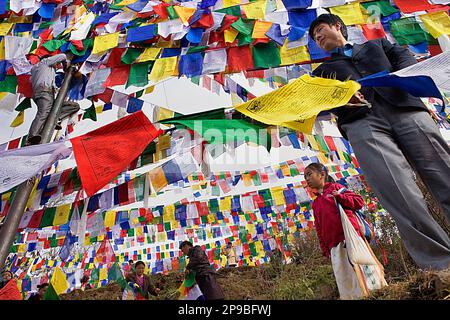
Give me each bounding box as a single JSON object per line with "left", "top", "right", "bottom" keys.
{"left": 167, "top": 6, "right": 179, "bottom": 19}
{"left": 15, "top": 98, "right": 32, "bottom": 111}
{"left": 216, "top": 5, "right": 242, "bottom": 17}
{"left": 121, "top": 48, "right": 144, "bottom": 64}
{"left": 252, "top": 42, "right": 281, "bottom": 69}
{"left": 361, "top": 1, "right": 399, "bottom": 16}
{"left": 42, "top": 39, "right": 66, "bottom": 52}
{"left": 231, "top": 18, "right": 253, "bottom": 36}
{"left": 126, "top": 62, "right": 150, "bottom": 88}
{"left": 390, "top": 18, "right": 429, "bottom": 45}
{"left": 39, "top": 207, "right": 56, "bottom": 228}
{"left": 91, "top": 268, "right": 100, "bottom": 282}
{"left": 70, "top": 38, "right": 93, "bottom": 56}
{"left": 135, "top": 89, "right": 144, "bottom": 98}
{"left": 187, "top": 46, "right": 207, "bottom": 54}
{"left": 0, "top": 76, "right": 18, "bottom": 93}
{"left": 43, "top": 283, "right": 60, "bottom": 300}
{"left": 237, "top": 32, "right": 254, "bottom": 46}
{"left": 82, "top": 104, "right": 97, "bottom": 121}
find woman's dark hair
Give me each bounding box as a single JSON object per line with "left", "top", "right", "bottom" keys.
{"left": 179, "top": 240, "right": 193, "bottom": 250}
{"left": 305, "top": 163, "right": 335, "bottom": 183}
{"left": 37, "top": 283, "right": 49, "bottom": 290}
{"left": 135, "top": 261, "right": 146, "bottom": 268}
{"left": 309, "top": 13, "right": 348, "bottom": 41}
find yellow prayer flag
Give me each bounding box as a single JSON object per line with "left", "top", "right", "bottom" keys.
{"left": 281, "top": 165, "right": 291, "bottom": 177}
{"left": 224, "top": 28, "right": 239, "bottom": 43}
{"left": 420, "top": 11, "right": 450, "bottom": 38}
{"left": 0, "top": 23, "right": 13, "bottom": 36}
{"left": 252, "top": 20, "right": 272, "bottom": 38}
{"left": 95, "top": 105, "right": 103, "bottom": 114}
{"left": 92, "top": 32, "right": 120, "bottom": 55}
{"left": 317, "top": 152, "right": 329, "bottom": 164}
{"left": 330, "top": 3, "right": 367, "bottom": 26}
{"left": 271, "top": 186, "right": 286, "bottom": 206}
{"left": 235, "top": 74, "right": 360, "bottom": 134}
{"left": 10, "top": 111, "right": 24, "bottom": 127}
{"left": 305, "top": 134, "right": 320, "bottom": 151}
{"left": 99, "top": 267, "right": 108, "bottom": 281}
{"left": 223, "top": 0, "right": 242, "bottom": 7}
{"left": 149, "top": 56, "right": 178, "bottom": 83}
{"left": 136, "top": 226, "right": 143, "bottom": 237}
{"left": 174, "top": 6, "right": 196, "bottom": 25}
{"left": 53, "top": 204, "right": 71, "bottom": 226}
{"left": 51, "top": 267, "right": 69, "bottom": 295}
{"left": 255, "top": 240, "right": 264, "bottom": 255}
{"left": 139, "top": 48, "right": 162, "bottom": 62}
{"left": 243, "top": 0, "right": 267, "bottom": 20}
{"left": 158, "top": 107, "right": 174, "bottom": 121}
{"left": 163, "top": 204, "right": 175, "bottom": 222}
{"left": 148, "top": 166, "right": 168, "bottom": 193}
{"left": 242, "top": 173, "right": 252, "bottom": 187}
{"left": 280, "top": 44, "right": 310, "bottom": 66}
{"left": 104, "top": 210, "right": 116, "bottom": 228}
{"left": 246, "top": 223, "right": 256, "bottom": 235}
{"left": 207, "top": 214, "right": 215, "bottom": 223}
{"left": 348, "top": 167, "right": 359, "bottom": 176}
{"left": 156, "top": 231, "right": 166, "bottom": 242}
{"left": 219, "top": 197, "right": 231, "bottom": 212}
{"left": 18, "top": 244, "right": 26, "bottom": 253}
{"left": 116, "top": 0, "right": 139, "bottom": 5}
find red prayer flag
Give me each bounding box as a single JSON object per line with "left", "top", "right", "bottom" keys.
{"left": 7, "top": 137, "right": 20, "bottom": 150}
{"left": 104, "top": 65, "right": 130, "bottom": 87}
{"left": 0, "top": 280, "right": 22, "bottom": 300}
{"left": 362, "top": 23, "right": 386, "bottom": 40}
{"left": 105, "top": 48, "right": 126, "bottom": 68}
{"left": 70, "top": 111, "right": 162, "bottom": 196}
{"left": 227, "top": 46, "right": 254, "bottom": 73}
{"left": 17, "top": 75, "right": 33, "bottom": 98}
{"left": 394, "top": 0, "right": 435, "bottom": 13}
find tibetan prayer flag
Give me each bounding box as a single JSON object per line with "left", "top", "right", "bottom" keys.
{"left": 390, "top": 18, "right": 428, "bottom": 45}
{"left": 252, "top": 20, "right": 272, "bottom": 39}
{"left": 104, "top": 65, "right": 130, "bottom": 87}
{"left": 92, "top": 32, "right": 120, "bottom": 55}
{"left": 126, "top": 62, "right": 150, "bottom": 88}
{"left": 252, "top": 42, "right": 281, "bottom": 69}
{"left": 70, "top": 111, "right": 162, "bottom": 196}
{"left": 149, "top": 56, "right": 178, "bottom": 83}
{"left": 0, "top": 280, "right": 21, "bottom": 300}
{"left": 243, "top": 0, "right": 267, "bottom": 19}
{"left": 178, "top": 52, "right": 203, "bottom": 78}
{"left": 174, "top": 6, "right": 196, "bottom": 25}
{"left": 42, "top": 283, "right": 59, "bottom": 300}
{"left": 126, "top": 25, "right": 156, "bottom": 42}
{"left": 227, "top": 46, "right": 254, "bottom": 73}
{"left": 10, "top": 111, "right": 24, "bottom": 127}
{"left": 360, "top": 1, "right": 399, "bottom": 17}
{"left": 280, "top": 44, "right": 310, "bottom": 65}
{"left": 139, "top": 48, "right": 161, "bottom": 62}
{"left": 329, "top": 3, "right": 367, "bottom": 26}
{"left": 420, "top": 11, "right": 450, "bottom": 39}
{"left": 50, "top": 267, "right": 69, "bottom": 295}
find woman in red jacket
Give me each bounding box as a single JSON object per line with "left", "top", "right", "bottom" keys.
{"left": 305, "top": 163, "right": 366, "bottom": 299}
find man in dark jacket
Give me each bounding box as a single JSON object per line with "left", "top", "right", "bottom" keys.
{"left": 180, "top": 241, "right": 224, "bottom": 300}
{"left": 309, "top": 14, "right": 450, "bottom": 270}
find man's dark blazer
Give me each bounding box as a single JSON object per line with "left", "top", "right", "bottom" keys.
{"left": 312, "top": 38, "right": 427, "bottom": 138}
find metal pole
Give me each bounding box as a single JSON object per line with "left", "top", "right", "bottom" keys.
{"left": 0, "top": 66, "right": 75, "bottom": 271}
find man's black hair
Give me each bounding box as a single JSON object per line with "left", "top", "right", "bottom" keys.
{"left": 128, "top": 260, "right": 134, "bottom": 264}
{"left": 179, "top": 240, "right": 193, "bottom": 250}
{"left": 135, "top": 261, "right": 145, "bottom": 268}
{"left": 309, "top": 14, "right": 348, "bottom": 41}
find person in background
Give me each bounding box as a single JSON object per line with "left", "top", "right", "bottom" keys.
{"left": 80, "top": 274, "right": 92, "bottom": 290}
{"left": 222, "top": 242, "right": 237, "bottom": 268}
{"left": 123, "top": 260, "right": 134, "bottom": 277}
{"left": 305, "top": 162, "right": 386, "bottom": 299}
{"left": 179, "top": 241, "right": 225, "bottom": 300}
{"left": 0, "top": 270, "right": 13, "bottom": 289}
{"left": 125, "top": 261, "right": 160, "bottom": 300}
{"left": 28, "top": 283, "right": 49, "bottom": 301}
{"left": 27, "top": 53, "right": 80, "bottom": 145}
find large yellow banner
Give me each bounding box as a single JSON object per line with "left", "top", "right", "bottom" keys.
{"left": 235, "top": 74, "right": 361, "bottom": 133}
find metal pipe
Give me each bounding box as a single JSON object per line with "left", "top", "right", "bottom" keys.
{"left": 0, "top": 67, "right": 75, "bottom": 271}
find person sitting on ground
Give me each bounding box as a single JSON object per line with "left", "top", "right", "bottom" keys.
{"left": 125, "top": 261, "right": 160, "bottom": 300}
{"left": 28, "top": 283, "right": 49, "bottom": 301}
{"left": 180, "top": 241, "right": 225, "bottom": 300}
{"left": 27, "top": 53, "right": 80, "bottom": 145}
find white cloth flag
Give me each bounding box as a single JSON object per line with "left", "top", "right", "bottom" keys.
{"left": 0, "top": 141, "right": 72, "bottom": 193}
{"left": 393, "top": 51, "right": 450, "bottom": 92}
{"left": 11, "top": 56, "right": 33, "bottom": 75}
{"left": 158, "top": 19, "right": 184, "bottom": 38}
{"left": 202, "top": 49, "right": 227, "bottom": 74}
{"left": 84, "top": 67, "right": 111, "bottom": 98}
{"left": 9, "top": 0, "right": 35, "bottom": 14}
{"left": 4, "top": 36, "right": 33, "bottom": 61}
{"left": 105, "top": 11, "right": 136, "bottom": 34}
{"left": 70, "top": 12, "right": 96, "bottom": 41}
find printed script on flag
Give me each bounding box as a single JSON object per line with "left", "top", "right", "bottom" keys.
{"left": 70, "top": 110, "right": 162, "bottom": 196}
{"left": 235, "top": 74, "right": 361, "bottom": 133}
